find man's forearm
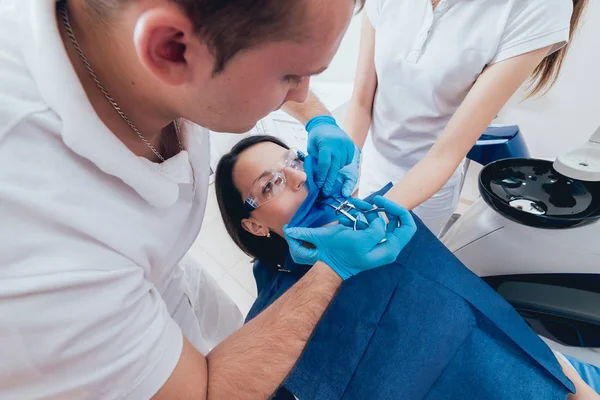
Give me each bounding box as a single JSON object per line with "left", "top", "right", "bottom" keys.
{"left": 206, "top": 261, "right": 342, "bottom": 399}
{"left": 282, "top": 90, "right": 331, "bottom": 125}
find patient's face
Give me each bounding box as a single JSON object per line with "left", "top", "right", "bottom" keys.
{"left": 233, "top": 142, "right": 309, "bottom": 237}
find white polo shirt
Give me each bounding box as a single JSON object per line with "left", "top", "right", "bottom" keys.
{"left": 360, "top": 0, "right": 573, "bottom": 194}
{"left": 0, "top": 0, "right": 241, "bottom": 399}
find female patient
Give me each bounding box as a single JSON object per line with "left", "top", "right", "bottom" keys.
{"left": 215, "top": 135, "right": 599, "bottom": 400}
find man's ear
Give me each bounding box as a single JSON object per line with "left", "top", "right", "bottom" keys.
{"left": 241, "top": 218, "right": 270, "bottom": 237}
{"left": 133, "top": 4, "right": 210, "bottom": 86}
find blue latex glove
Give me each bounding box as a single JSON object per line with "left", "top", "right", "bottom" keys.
{"left": 284, "top": 198, "right": 416, "bottom": 280}
{"left": 324, "top": 146, "right": 361, "bottom": 198}
{"left": 306, "top": 115, "right": 356, "bottom": 196}
{"left": 340, "top": 146, "right": 360, "bottom": 197}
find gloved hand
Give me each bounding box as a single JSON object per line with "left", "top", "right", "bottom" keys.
{"left": 324, "top": 146, "right": 361, "bottom": 198}
{"left": 306, "top": 115, "right": 356, "bottom": 196}
{"left": 284, "top": 198, "right": 417, "bottom": 280}
{"left": 341, "top": 146, "right": 361, "bottom": 197}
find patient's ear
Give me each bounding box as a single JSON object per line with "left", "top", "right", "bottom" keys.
{"left": 241, "top": 218, "right": 270, "bottom": 237}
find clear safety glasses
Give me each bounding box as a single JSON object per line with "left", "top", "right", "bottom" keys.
{"left": 243, "top": 148, "right": 306, "bottom": 215}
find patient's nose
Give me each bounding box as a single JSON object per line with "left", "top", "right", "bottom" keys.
{"left": 285, "top": 168, "right": 306, "bottom": 192}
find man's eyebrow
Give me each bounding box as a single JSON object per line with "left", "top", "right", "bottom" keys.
{"left": 294, "top": 66, "right": 329, "bottom": 78}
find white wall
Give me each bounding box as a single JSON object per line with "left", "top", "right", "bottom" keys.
{"left": 496, "top": 0, "right": 600, "bottom": 159}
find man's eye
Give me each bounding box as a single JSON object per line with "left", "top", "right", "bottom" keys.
{"left": 284, "top": 75, "right": 303, "bottom": 86}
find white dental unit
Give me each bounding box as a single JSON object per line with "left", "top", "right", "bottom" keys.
{"left": 443, "top": 126, "right": 600, "bottom": 366}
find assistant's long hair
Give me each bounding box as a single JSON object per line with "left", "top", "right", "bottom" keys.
{"left": 527, "top": 0, "right": 589, "bottom": 97}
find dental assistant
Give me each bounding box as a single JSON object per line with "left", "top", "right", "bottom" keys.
{"left": 288, "top": 0, "right": 588, "bottom": 235}
{"left": 0, "top": 0, "right": 413, "bottom": 399}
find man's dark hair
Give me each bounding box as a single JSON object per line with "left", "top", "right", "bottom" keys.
{"left": 85, "top": 0, "right": 366, "bottom": 73}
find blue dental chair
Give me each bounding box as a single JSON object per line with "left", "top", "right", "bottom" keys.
{"left": 466, "top": 124, "right": 530, "bottom": 166}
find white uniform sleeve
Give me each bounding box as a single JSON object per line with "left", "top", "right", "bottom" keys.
{"left": 175, "top": 253, "right": 243, "bottom": 354}
{"left": 0, "top": 265, "right": 183, "bottom": 400}
{"left": 489, "top": 0, "right": 573, "bottom": 65}
{"left": 364, "top": 0, "right": 385, "bottom": 28}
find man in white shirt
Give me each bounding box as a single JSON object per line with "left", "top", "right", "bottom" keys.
{"left": 0, "top": 0, "right": 415, "bottom": 399}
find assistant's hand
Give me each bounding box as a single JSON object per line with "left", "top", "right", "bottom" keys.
{"left": 372, "top": 196, "right": 417, "bottom": 239}
{"left": 284, "top": 205, "right": 415, "bottom": 280}
{"left": 306, "top": 116, "right": 356, "bottom": 196}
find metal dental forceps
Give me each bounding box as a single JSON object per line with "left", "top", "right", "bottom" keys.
{"left": 328, "top": 200, "right": 361, "bottom": 230}
{"left": 327, "top": 200, "right": 400, "bottom": 236}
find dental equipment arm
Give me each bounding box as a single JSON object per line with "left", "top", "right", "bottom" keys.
{"left": 344, "top": 13, "right": 377, "bottom": 150}
{"left": 384, "top": 45, "right": 553, "bottom": 211}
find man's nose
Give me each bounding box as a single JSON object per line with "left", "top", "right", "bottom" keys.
{"left": 284, "top": 77, "right": 310, "bottom": 104}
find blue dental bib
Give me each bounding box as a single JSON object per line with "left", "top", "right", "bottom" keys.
{"left": 287, "top": 155, "right": 343, "bottom": 229}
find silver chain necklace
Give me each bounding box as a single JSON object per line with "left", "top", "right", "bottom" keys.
{"left": 59, "top": 2, "right": 183, "bottom": 162}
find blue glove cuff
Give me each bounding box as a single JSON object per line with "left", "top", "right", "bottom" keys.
{"left": 331, "top": 266, "right": 351, "bottom": 281}
{"left": 353, "top": 145, "right": 362, "bottom": 160}
{"left": 305, "top": 115, "right": 338, "bottom": 133}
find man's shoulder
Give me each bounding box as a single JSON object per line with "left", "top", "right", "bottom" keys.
{"left": 0, "top": 7, "right": 50, "bottom": 141}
